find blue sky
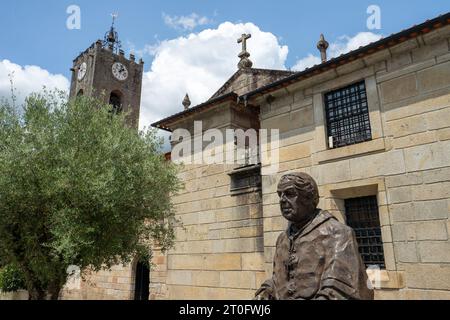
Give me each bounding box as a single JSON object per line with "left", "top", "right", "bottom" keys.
{"left": 1, "top": 0, "right": 449, "bottom": 77}
{"left": 0, "top": 1, "right": 449, "bottom": 131}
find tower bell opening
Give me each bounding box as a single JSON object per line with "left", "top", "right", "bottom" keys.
{"left": 109, "top": 91, "right": 123, "bottom": 114}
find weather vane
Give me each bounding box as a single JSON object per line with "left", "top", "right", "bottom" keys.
{"left": 111, "top": 13, "right": 118, "bottom": 27}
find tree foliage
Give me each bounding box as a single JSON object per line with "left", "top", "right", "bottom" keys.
{"left": 0, "top": 264, "right": 26, "bottom": 293}
{"left": 0, "top": 91, "right": 180, "bottom": 299}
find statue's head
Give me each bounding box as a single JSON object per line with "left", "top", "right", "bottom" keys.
{"left": 277, "top": 172, "right": 319, "bottom": 225}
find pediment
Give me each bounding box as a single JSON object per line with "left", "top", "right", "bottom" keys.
{"left": 209, "top": 68, "right": 295, "bottom": 100}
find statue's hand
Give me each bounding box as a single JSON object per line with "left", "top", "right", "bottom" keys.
{"left": 254, "top": 290, "right": 273, "bottom": 300}
{"left": 254, "top": 280, "right": 276, "bottom": 300}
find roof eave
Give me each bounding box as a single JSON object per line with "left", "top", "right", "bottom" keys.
{"left": 151, "top": 92, "right": 238, "bottom": 131}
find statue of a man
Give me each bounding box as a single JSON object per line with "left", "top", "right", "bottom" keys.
{"left": 255, "top": 172, "right": 374, "bottom": 300}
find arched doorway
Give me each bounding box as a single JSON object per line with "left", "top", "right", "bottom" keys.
{"left": 134, "top": 260, "right": 150, "bottom": 300}
{"left": 109, "top": 90, "right": 123, "bottom": 114}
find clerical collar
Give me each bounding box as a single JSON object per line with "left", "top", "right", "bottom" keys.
{"left": 288, "top": 211, "right": 318, "bottom": 238}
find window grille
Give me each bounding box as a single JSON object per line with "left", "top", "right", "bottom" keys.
{"left": 229, "top": 165, "right": 261, "bottom": 193}
{"left": 324, "top": 81, "right": 372, "bottom": 148}
{"left": 344, "top": 196, "right": 385, "bottom": 269}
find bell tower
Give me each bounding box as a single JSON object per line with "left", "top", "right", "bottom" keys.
{"left": 69, "top": 15, "right": 144, "bottom": 128}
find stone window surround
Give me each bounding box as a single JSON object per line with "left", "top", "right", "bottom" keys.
{"left": 322, "top": 178, "right": 405, "bottom": 290}
{"left": 228, "top": 164, "right": 262, "bottom": 196}
{"left": 311, "top": 70, "right": 386, "bottom": 165}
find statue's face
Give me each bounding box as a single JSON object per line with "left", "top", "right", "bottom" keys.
{"left": 277, "top": 181, "right": 315, "bottom": 224}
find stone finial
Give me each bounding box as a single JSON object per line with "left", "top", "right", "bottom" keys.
{"left": 317, "top": 34, "right": 329, "bottom": 63}
{"left": 237, "top": 33, "right": 253, "bottom": 69}
{"left": 182, "top": 93, "right": 191, "bottom": 110}
{"left": 238, "top": 56, "right": 253, "bottom": 69}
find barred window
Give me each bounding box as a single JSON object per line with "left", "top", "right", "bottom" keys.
{"left": 229, "top": 165, "right": 261, "bottom": 194}
{"left": 324, "top": 81, "right": 372, "bottom": 148}
{"left": 344, "top": 196, "right": 385, "bottom": 269}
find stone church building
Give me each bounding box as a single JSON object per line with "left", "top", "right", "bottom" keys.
{"left": 63, "top": 12, "right": 450, "bottom": 300}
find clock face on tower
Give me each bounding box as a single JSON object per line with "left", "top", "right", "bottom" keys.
{"left": 112, "top": 62, "right": 128, "bottom": 81}
{"left": 77, "top": 62, "right": 87, "bottom": 81}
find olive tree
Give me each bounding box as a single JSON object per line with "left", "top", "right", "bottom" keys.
{"left": 0, "top": 92, "right": 180, "bottom": 299}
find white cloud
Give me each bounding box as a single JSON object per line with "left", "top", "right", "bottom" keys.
{"left": 163, "top": 13, "right": 212, "bottom": 31}
{"left": 139, "top": 21, "right": 289, "bottom": 131}
{"left": 330, "top": 32, "right": 384, "bottom": 56}
{"left": 134, "top": 43, "right": 160, "bottom": 58}
{"left": 292, "top": 32, "right": 383, "bottom": 71}
{"left": 0, "top": 59, "right": 70, "bottom": 108}
{"left": 292, "top": 54, "right": 322, "bottom": 73}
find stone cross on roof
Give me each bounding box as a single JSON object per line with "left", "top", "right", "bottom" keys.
{"left": 238, "top": 34, "right": 251, "bottom": 57}
{"left": 237, "top": 33, "right": 253, "bottom": 69}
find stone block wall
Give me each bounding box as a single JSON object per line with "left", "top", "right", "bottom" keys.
{"left": 61, "top": 263, "right": 135, "bottom": 300}
{"left": 154, "top": 162, "right": 265, "bottom": 299}
{"left": 0, "top": 290, "right": 28, "bottom": 300}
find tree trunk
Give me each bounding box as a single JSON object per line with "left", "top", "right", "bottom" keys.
{"left": 22, "top": 266, "right": 47, "bottom": 300}
{"left": 48, "top": 283, "right": 62, "bottom": 300}
{"left": 26, "top": 279, "right": 63, "bottom": 300}
{"left": 28, "top": 288, "right": 46, "bottom": 300}
{"left": 49, "top": 289, "right": 60, "bottom": 300}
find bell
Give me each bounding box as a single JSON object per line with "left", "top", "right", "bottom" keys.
{"left": 107, "top": 29, "right": 116, "bottom": 43}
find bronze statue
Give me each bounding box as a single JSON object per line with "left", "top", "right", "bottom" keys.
{"left": 255, "top": 172, "right": 374, "bottom": 300}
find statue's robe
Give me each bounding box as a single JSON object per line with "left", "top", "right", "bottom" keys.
{"left": 256, "top": 210, "right": 374, "bottom": 300}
